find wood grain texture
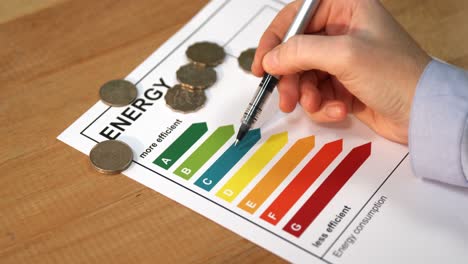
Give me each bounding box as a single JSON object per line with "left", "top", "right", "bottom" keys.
{"left": 1, "top": 0, "right": 467, "bottom": 263}
{"left": 0, "top": 0, "right": 66, "bottom": 24}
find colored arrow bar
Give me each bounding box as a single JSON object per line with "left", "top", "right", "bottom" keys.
{"left": 153, "top": 122, "right": 208, "bottom": 170}
{"left": 216, "top": 132, "right": 289, "bottom": 202}
{"left": 260, "top": 140, "right": 343, "bottom": 225}
{"left": 194, "top": 129, "right": 261, "bottom": 191}
{"left": 174, "top": 125, "right": 235, "bottom": 180}
{"left": 283, "top": 142, "right": 371, "bottom": 237}
{"left": 238, "top": 136, "right": 315, "bottom": 213}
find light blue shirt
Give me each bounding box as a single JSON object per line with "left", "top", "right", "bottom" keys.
{"left": 410, "top": 59, "right": 468, "bottom": 187}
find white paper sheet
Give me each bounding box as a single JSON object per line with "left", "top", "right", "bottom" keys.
{"left": 58, "top": 0, "right": 468, "bottom": 263}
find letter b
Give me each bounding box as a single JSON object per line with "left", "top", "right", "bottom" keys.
{"left": 181, "top": 168, "right": 191, "bottom": 175}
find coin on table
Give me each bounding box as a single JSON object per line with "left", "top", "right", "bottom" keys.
{"left": 176, "top": 63, "right": 217, "bottom": 90}
{"left": 89, "top": 140, "right": 133, "bottom": 175}
{"left": 186, "top": 41, "right": 226, "bottom": 67}
{"left": 238, "top": 48, "right": 256, "bottom": 73}
{"left": 99, "top": 79, "right": 138, "bottom": 107}
{"left": 165, "top": 84, "right": 206, "bottom": 113}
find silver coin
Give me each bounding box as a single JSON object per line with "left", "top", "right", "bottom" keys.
{"left": 165, "top": 84, "right": 206, "bottom": 113}
{"left": 89, "top": 140, "right": 133, "bottom": 174}
{"left": 99, "top": 79, "right": 137, "bottom": 106}
{"left": 238, "top": 48, "right": 256, "bottom": 73}
{"left": 186, "top": 42, "right": 226, "bottom": 67}
{"left": 176, "top": 63, "right": 217, "bottom": 90}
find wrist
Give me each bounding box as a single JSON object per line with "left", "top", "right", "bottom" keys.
{"left": 399, "top": 52, "right": 432, "bottom": 143}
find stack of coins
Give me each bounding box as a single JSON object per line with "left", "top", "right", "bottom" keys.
{"left": 164, "top": 43, "right": 258, "bottom": 113}
{"left": 165, "top": 41, "right": 225, "bottom": 113}
{"left": 186, "top": 41, "right": 226, "bottom": 67}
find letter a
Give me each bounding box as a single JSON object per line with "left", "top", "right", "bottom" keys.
{"left": 161, "top": 158, "right": 171, "bottom": 165}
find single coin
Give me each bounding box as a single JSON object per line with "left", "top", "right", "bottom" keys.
{"left": 176, "top": 63, "right": 217, "bottom": 90}
{"left": 238, "top": 48, "right": 256, "bottom": 73}
{"left": 165, "top": 84, "right": 206, "bottom": 113}
{"left": 89, "top": 140, "right": 133, "bottom": 175}
{"left": 99, "top": 79, "right": 137, "bottom": 107}
{"left": 186, "top": 41, "right": 226, "bottom": 67}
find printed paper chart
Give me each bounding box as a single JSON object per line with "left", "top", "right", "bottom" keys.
{"left": 58, "top": 0, "right": 468, "bottom": 263}
{"left": 153, "top": 122, "right": 372, "bottom": 239}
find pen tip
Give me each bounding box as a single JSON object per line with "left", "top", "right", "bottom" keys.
{"left": 234, "top": 139, "right": 239, "bottom": 146}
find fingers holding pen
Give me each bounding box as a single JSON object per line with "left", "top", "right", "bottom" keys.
{"left": 262, "top": 35, "right": 348, "bottom": 77}
{"left": 252, "top": 29, "right": 281, "bottom": 76}
{"left": 252, "top": 1, "right": 302, "bottom": 76}
{"left": 252, "top": 0, "right": 335, "bottom": 76}
{"left": 252, "top": 0, "right": 354, "bottom": 123}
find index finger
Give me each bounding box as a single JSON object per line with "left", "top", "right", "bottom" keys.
{"left": 251, "top": 0, "right": 331, "bottom": 76}
{"left": 251, "top": 1, "right": 301, "bottom": 77}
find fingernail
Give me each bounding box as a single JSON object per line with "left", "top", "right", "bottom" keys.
{"left": 325, "top": 105, "right": 343, "bottom": 119}
{"left": 264, "top": 48, "right": 279, "bottom": 69}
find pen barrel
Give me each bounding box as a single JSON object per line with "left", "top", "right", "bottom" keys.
{"left": 241, "top": 74, "right": 279, "bottom": 126}
{"left": 283, "top": 0, "right": 320, "bottom": 42}
{"left": 239, "top": 0, "right": 320, "bottom": 133}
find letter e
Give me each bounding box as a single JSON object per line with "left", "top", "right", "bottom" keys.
{"left": 245, "top": 200, "right": 256, "bottom": 209}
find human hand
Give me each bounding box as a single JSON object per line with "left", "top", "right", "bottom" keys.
{"left": 252, "top": 0, "right": 431, "bottom": 144}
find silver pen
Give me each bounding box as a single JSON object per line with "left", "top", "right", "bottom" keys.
{"left": 235, "top": 0, "right": 321, "bottom": 145}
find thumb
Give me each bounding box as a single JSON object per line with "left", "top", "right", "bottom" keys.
{"left": 262, "top": 35, "right": 352, "bottom": 76}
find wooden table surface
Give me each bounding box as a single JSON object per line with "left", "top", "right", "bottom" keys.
{"left": 1, "top": 0, "right": 467, "bottom": 263}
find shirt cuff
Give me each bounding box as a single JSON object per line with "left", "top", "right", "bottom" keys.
{"left": 409, "top": 59, "right": 468, "bottom": 187}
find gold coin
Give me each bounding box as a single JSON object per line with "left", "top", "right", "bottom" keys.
{"left": 176, "top": 63, "right": 217, "bottom": 90}
{"left": 186, "top": 42, "right": 226, "bottom": 67}
{"left": 238, "top": 48, "right": 256, "bottom": 73}
{"left": 89, "top": 140, "right": 133, "bottom": 174}
{"left": 99, "top": 79, "right": 137, "bottom": 107}
{"left": 165, "top": 84, "right": 206, "bottom": 113}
